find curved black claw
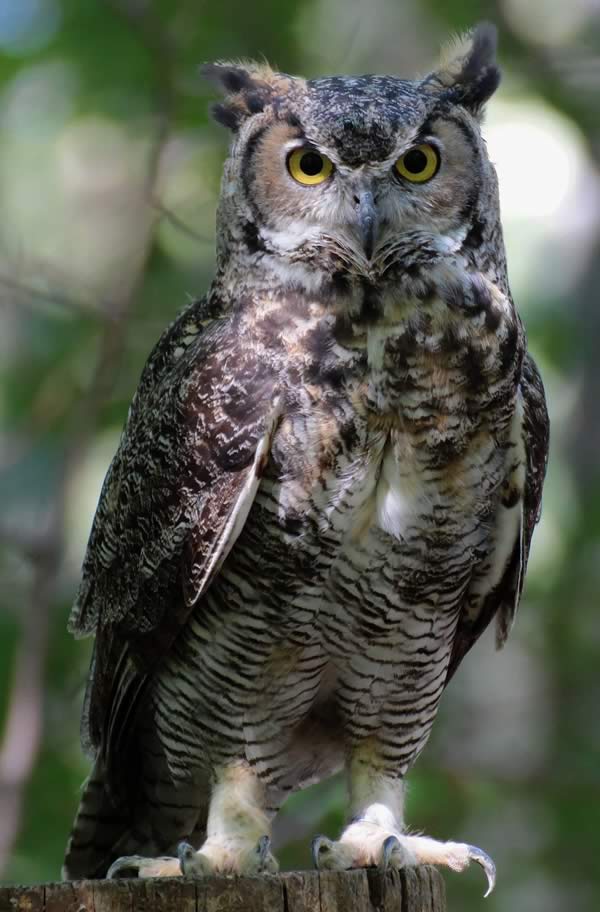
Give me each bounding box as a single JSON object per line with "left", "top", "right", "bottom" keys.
{"left": 467, "top": 845, "right": 496, "bottom": 898}
{"left": 177, "top": 842, "right": 195, "bottom": 875}
{"left": 256, "top": 836, "right": 271, "bottom": 870}
{"left": 311, "top": 835, "right": 332, "bottom": 870}
{"left": 257, "top": 835, "right": 271, "bottom": 863}
{"left": 107, "top": 855, "right": 144, "bottom": 879}
{"left": 381, "top": 835, "right": 401, "bottom": 872}
{"left": 254, "top": 834, "right": 279, "bottom": 874}
{"left": 177, "top": 842, "right": 211, "bottom": 878}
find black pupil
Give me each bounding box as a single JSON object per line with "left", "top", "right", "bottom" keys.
{"left": 300, "top": 152, "right": 324, "bottom": 175}
{"left": 403, "top": 148, "right": 428, "bottom": 173}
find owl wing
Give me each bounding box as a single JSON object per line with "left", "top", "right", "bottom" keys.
{"left": 446, "top": 352, "right": 549, "bottom": 681}
{"left": 69, "top": 297, "right": 280, "bottom": 776}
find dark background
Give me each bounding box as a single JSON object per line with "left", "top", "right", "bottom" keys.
{"left": 0, "top": 2, "right": 599, "bottom": 910}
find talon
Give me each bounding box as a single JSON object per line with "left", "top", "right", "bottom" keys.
{"left": 311, "top": 835, "right": 333, "bottom": 870}
{"left": 311, "top": 834, "right": 354, "bottom": 871}
{"left": 177, "top": 842, "right": 211, "bottom": 877}
{"left": 257, "top": 835, "right": 271, "bottom": 863}
{"left": 256, "top": 836, "right": 275, "bottom": 870}
{"left": 381, "top": 835, "right": 401, "bottom": 871}
{"left": 107, "top": 855, "right": 144, "bottom": 879}
{"left": 107, "top": 852, "right": 181, "bottom": 879}
{"left": 254, "top": 835, "right": 279, "bottom": 874}
{"left": 467, "top": 845, "right": 496, "bottom": 897}
{"left": 178, "top": 842, "right": 194, "bottom": 874}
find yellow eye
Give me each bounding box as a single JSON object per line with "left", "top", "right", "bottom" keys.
{"left": 394, "top": 143, "right": 440, "bottom": 183}
{"left": 287, "top": 147, "right": 333, "bottom": 186}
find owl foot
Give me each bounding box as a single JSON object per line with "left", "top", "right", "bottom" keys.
{"left": 179, "top": 835, "right": 279, "bottom": 876}
{"left": 312, "top": 826, "right": 495, "bottom": 897}
{"left": 107, "top": 835, "right": 278, "bottom": 879}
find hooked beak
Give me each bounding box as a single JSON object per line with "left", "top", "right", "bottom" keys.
{"left": 355, "top": 189, "right": 378, "bottom": 260}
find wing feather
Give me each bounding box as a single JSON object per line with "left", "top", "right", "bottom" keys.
{"left": 71, "top": 296, "right": 280, "bottom": 776}
{"left": 447, "top": 352, "right": 549, "bottom": 681}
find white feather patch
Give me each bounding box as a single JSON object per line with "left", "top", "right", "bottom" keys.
{"left": 375, "top": 441, "right": 423, "bottom": 541}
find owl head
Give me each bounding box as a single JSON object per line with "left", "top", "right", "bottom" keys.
{"left": 203, "top": 23, "right": 503, "bottom": 300}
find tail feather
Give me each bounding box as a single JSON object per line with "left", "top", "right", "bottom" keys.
{"left": 63, "top": 760, "right": 132, "bottom": 879}
{"left": 63, "top": 753, "right": 209, "bottom": 880}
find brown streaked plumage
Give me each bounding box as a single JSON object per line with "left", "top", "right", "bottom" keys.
{"left": 64, "top": 23, "right": 548, "bottom": 897}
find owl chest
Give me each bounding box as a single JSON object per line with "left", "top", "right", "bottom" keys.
{"left": 272, "top": 318, "right": 513, "bottom": 552}
{"left": 274, "top": 410, "right": 500, "bottom": 559}
{"left": 359, "top": 317, "right": 509, "bottom": 434}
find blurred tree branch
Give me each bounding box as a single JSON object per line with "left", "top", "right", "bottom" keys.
{"left": 150, "top": 196, "right": 213, "bottom": 243}
{"left": 0, "top": 275, "right": 104, "bottom": 319}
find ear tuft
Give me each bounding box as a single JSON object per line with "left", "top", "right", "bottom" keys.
{"left": 200, "top": 63, "right": 256, "bottom": 95}
{"left": 201, "top": 60, "right": 299, "bottom": 131}
{"left": 429, "top": 22, "right": 501, "bottom": 116}
{"left": 460, "top": 22, "right": 498, "bottom": 86}
{"left": 211, "top": 102, "right": 242, "bottom": 130}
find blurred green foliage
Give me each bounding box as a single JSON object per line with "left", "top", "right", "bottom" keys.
{"left": 0, "top": 2, "right": 599, "bottom": 911}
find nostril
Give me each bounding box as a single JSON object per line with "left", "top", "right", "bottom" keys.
{"left": 353, "top": 194, "right": 360, "bottom": 205}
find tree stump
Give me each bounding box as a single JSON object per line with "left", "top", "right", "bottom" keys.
{"left": 0, "top": 868, "right": 445, "bottom": 912}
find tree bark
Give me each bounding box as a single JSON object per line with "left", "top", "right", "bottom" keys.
{"left": 0, "top": 868, "right": 446, "bottom": 912}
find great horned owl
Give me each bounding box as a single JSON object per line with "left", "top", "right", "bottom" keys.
{"left": 63, "top": 24, "right": 549, "bottom": 895}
